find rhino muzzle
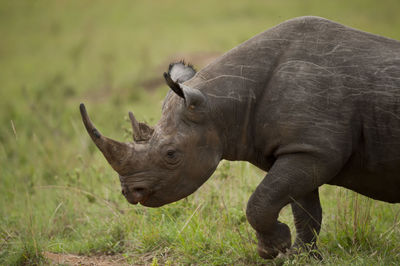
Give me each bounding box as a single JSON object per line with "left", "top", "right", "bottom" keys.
{"left": 121, "top": 186, "right": 151, "bottom": 205}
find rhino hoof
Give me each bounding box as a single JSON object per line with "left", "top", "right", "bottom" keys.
{"left": 256, "top": 222, "right": 292, "bottom": 259}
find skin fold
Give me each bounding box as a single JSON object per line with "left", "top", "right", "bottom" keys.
{"left": 81, "top": 16, "right": 400, "bottom": 259}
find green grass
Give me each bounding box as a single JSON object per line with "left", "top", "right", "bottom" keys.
{"left": 1, "top": 0, "right": 400, "bottom": 265}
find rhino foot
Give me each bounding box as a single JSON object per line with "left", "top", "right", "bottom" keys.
{"left": 256, "top": 222, "right": 292, "bottom": 259}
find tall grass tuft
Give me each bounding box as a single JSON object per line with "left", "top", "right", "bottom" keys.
{"left": 335, "top": 189, "right": 375, "bottom": 248}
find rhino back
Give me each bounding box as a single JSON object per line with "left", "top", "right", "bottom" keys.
{"left": 258, "top": 17, "right": 400, "bottom": 201}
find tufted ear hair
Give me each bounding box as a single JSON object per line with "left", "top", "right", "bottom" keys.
{"left": 168, "top": 61, "right": 196, "bottom": 83}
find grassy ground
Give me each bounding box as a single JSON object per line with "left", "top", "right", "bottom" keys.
{"left": 1, "top": 0, "right": 400, "bottom": 265}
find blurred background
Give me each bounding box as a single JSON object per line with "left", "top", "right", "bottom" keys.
{"left": 1, "top": 1, "right": 399, "bottom": 265}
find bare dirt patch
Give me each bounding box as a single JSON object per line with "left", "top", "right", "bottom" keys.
{"left": 44, "top": 252, "right": 129, "bottom": 266}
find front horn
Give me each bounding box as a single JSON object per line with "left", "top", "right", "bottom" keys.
{"left": 80, "top": 103, "right": 133, "bottom": 174}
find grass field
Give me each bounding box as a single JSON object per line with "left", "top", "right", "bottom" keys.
{"left": 1, "top": 0, "right": 400, "bottom": 265}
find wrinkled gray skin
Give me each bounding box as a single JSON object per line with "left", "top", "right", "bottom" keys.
{"left": 81, "top": 17, "right": 400, "bottom": 259}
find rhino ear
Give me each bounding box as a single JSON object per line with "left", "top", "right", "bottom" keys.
{"left": 163, "top": 61, "right": 196, "bottom": 99}
{"left": 180, "top": 84, "right": 206, "bottom": 110}
{"left": 168, "top": 61, "right": 196, "bottom": 83}
{"left": 163, "top": 72, "right": 206, "bottom": 109}
{"left": 164, "top": 72, "right": 185, "bottom": 98}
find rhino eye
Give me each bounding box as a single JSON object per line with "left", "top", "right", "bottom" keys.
{"left": 166, "top": 150, "right": 176, "bottom": 158}
{"left": 165, "top": 149, "right": 181, "bottom": 166}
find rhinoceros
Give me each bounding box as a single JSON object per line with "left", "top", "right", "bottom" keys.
{"left": 80, "top": 16, "right": 400, "bottom": 259}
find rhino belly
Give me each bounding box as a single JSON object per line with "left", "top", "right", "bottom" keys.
{"left": 328, "top": 151, "right": 400, "bottom": 203}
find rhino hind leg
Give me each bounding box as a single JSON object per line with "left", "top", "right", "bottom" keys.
{"left": 246, "top": 153, "right": 336, "bottom": 259}
{"left": 290, "top": 189, "right": 323, "bottom": 259}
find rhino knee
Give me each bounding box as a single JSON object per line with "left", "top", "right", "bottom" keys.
{"left": 246, "top": 192, "right": 280, "bottom": 233}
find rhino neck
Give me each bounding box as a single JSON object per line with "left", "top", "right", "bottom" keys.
{"left": 185, "top": 30, "right": 288, "bottom": 165}
{"left": 186, "top": 71, "right": 263, "bottom": 164}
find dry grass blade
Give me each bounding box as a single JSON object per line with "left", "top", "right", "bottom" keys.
{"left": 10, "top": 120, "right": 17, "bottom": 140}
{"left": 178, "top": 203, "right": 203, "bottom": 234}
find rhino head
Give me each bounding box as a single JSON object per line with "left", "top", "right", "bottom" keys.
{"left": 80, "top": 62, "right": 222, "bottom": 207}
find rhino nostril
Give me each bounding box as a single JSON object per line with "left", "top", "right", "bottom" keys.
{"left": 132, "top": 187, "right": 150, "bottom": 197}
{"left": 132, "top": 187, "right": 148, "bottom": 196}
{"left": 133, "top": 187, "right": 145, "bottom": 192}
{"left": 121, "top": 188, "right": 127, "bottom": 196}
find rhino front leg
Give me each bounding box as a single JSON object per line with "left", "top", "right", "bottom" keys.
{"left": 290, "top": 189, "right": 322, "bottom": 256}
{"left": 246, "top": 154, "right": 334, "bottom": 259}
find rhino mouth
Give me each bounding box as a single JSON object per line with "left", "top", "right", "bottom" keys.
{"left": 122, "top": 186, "right": 154, "bottom": 205}
{"left": 124, "top": 193, "right": 152, "bottom": 205}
